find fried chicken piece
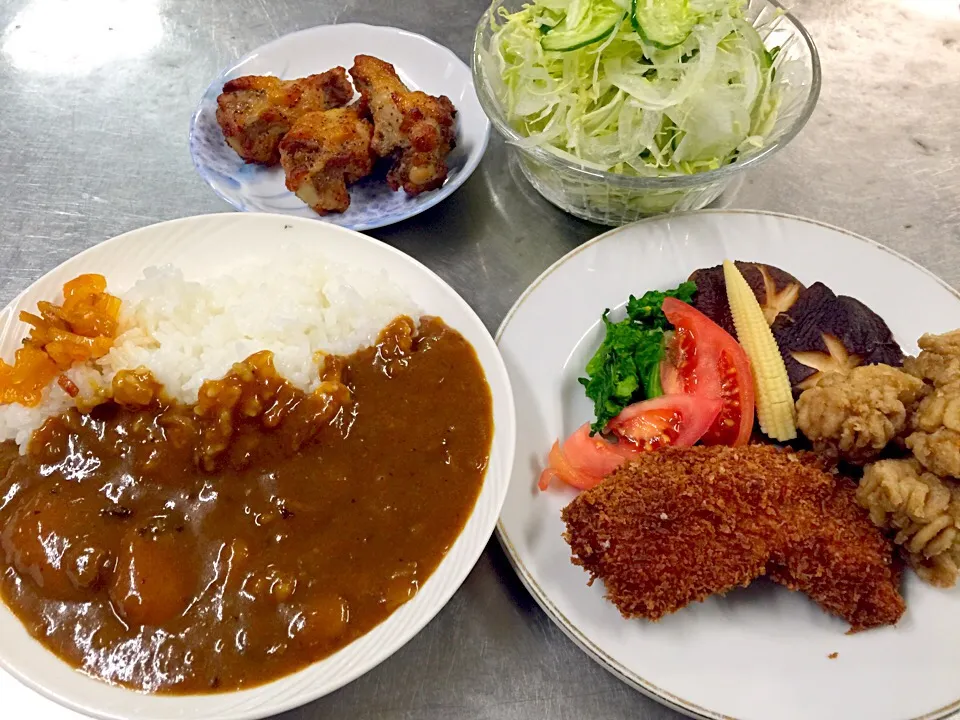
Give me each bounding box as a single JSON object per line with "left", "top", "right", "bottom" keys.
{"left": 216, "top": 69, "right": 354, "bottom": 165}
{"left": 908, "top": 429, "right": 960, "bottom": 478}
{"left": 906, "top": 381, "right": 960, "bottom": 477}
{"left": 278, "top": 107, "right": 374, "bottom": 215}
{"left": 349, "top": 55, "right": 457, "bottom": 195}
{"left": 562, "top": 446, "right": 904, "bottom": 631}
{"left": 796, "top": 365, "right": 926, "bottom": 463}
{"left": 911, "top": 381, "right": 960, "bottom": 434}
{"left": 904, "top": 330, "right": 960, "bottom": 387}
{"left": 899, "top": 331, "right": 960, "bottom": 477}
{"left": 858, "top": 459, "right": 960, "bottom": 587}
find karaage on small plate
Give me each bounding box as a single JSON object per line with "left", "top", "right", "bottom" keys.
{"left": 190, "top": 24, "right": 489, "bottom": 231}
{"left": 279, "top": 106, "right": 375, "bottom": 215}
{"left": 350, "top": 55, "right": 457, "bottom": 196}
{"left": 215, "top": 69, "right": 353, "bottom": 165}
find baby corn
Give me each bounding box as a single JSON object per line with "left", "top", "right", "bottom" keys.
{"left": 723, "top": 260, "right": 797, "bottom": 441}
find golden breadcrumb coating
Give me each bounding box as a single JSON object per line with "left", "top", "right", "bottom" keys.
{"left": 562, "top": 445, "right": 904, "bottom": 631}
{"left": 858, "top": 458, "right": 960, "bottom": 587}
{"left": 796, "top": 365, "right": 926, "bottom": 463}
{"left": 904, "top": 330, "right": 960, "bottom": 387}
{"left": 216, "top": 69, "right": 354, "bottom": 165}
{"left": 279, "top": 107, "right": 375, "bottom": 215}
{"left": 349, "top": 55, "right": 457, "bottom": 196}
{"left": 765, "top": 480, "right": 905, "bottom": 630}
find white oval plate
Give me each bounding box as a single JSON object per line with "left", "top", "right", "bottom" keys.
{"left": 496, "top": 210, "right": 960, "bottom": 720}
{"left": 189, "top": 24, "right": 490, "bottom": 231}
{"left": 0, "top": 213, "right": 516, "bottom": 720}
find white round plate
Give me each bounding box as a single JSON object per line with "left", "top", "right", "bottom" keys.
{"left": 0, "top": 213, "right": 516, "bottom": 720}
{"left": 189, "top": 24, "right": 489, "bottom": 231}
{"left": 496, "top": 210, "right": 960, "bottom": 720}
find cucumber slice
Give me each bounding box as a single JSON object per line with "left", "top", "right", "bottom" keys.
{"left": 630, "top": 0, "right": 698, "bottom": 50}
{"left": 540, "top": 1, "right": 625, "bottom": 52}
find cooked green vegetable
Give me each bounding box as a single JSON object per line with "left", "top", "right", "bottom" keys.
{"left": 580, "top": 281, "right": 696, "bottom": 433}
{"left": 626, "top": 282, "right": 696, "bottom": 327}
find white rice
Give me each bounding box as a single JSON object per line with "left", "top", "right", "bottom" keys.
{"left": 0, "top": 248, "right": 417, "bottom": 450}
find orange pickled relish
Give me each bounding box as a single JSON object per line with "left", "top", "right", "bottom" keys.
{"left": 0, "top": 346, "right": 59, "bottom": 407}
{"left": 0, "top": 274, "right": 121, "bottom": 407}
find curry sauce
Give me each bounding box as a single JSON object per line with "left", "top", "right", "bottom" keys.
{"left": 0, "top": 316, "right": 492, "bottom": 693}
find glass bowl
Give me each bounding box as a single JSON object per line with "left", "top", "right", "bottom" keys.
{"left": 472, "top": 0, "right": 821, "bottom": 225}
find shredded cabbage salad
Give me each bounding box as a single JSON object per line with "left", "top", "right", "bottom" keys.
{"left": 485, "top": 0, "right": 794, "bottom": 176}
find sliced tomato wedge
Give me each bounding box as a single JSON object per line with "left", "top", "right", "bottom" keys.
{"left": 538, "top": 423, "right": 634, "bottom": 491}
{"left": 539, "top": 394, "right": 722, "bottom": 491}
{"left": 660, "top": 297, "right": 755, "bottom": 446}
{"left": 607, "top": 393, "right": 721, "bottom": 451}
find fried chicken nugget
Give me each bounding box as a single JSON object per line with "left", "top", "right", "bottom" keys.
{"left": 216, "top": 69, "right": 354, "bottom": 165}
{"left": 279, "top": 107, "right": 375, "bottom": 215}
{"left": 349, "top": 55, "right": 457, "bottom": 195}
{"left": 562, "top": 446, "right": 904, "bottom": 631}
{"left": 796, "top": 365, "right": 926, "bottom": 463}
{"left": 859, "top": 458, "right": 960, "bottom": 587}
{"left": 904, "top": 329, "right": 960, "bottom": 388}
{"left": 906, "top": 382, "right": 960, "bottom": 478}
{"left": 900, "top": 331, "right": 960, "bottom": 477}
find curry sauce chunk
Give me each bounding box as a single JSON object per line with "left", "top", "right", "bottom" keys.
{"left": 0, "top": 316, "right": 493, "bottom": 693}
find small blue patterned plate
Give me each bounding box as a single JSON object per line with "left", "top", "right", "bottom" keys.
{"left": 189, "top": 24, "right": 490, "bottom": 231}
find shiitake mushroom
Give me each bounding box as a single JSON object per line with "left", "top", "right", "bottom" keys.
{"left": 689, "top": 262, "right": 904, "bottom": 396}
{"left": 770, "top": 282, "right": 904, "bottom": 394}
{"left": 689, "top": 261, "right": 805, "bottom": 336}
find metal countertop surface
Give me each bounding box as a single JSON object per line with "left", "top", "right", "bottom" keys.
{"left": 0, "top": 0, "right": 958, "bottom": 718}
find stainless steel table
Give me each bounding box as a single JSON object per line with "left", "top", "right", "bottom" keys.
{"left": 0, "top": 0, "right": 958, "bottom": 718}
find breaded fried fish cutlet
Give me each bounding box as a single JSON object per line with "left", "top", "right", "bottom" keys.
{"left": 279, "top": 106, "right": 375, "bottom": 215}
{"left": 561, "top": 445, "right": 904, "bottom": 631}
{"left": 349, "top": 55, "right": 457, "bottom": 196}
{"left": 767, "top": 480, "right": 906, "bottom": 631}
{"left": 216, "top": 69, "right": 354, "bottom": 165}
